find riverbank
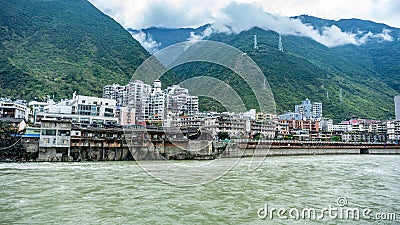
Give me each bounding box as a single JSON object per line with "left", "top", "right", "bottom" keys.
{"left": 2, "top": 139, "right": 399, "bottom": 162}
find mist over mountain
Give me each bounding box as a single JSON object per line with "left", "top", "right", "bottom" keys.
{"left": 130, "top": 15, "right": 400, "bottom": 121}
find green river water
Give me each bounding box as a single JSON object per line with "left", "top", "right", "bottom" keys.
{"left": 1, "top": 155, "right": 399, "bottom": 224}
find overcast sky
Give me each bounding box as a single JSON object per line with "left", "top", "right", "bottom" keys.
{"left": 88, "top": 0, "right": 400, "bottom": 29}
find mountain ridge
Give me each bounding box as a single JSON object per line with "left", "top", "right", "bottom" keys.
{"left": 0, "top": 0, "right": 152, "bottom": 101}
{"left": 131, "top": 17, "right": 400, "bottom": 121}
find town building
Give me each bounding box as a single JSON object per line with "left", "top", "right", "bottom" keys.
{"left": 38, "top": 118, "right": 72, "bottom": 161}
{"left": 115, "top": 106, "right": 136, "bottom": 126}
{"left": 145, "top": 80, "right": 167, "bottom": 120}
{"left": 102, "top": 83, "right": 127, "bottom": 106}
{"left": 294, "top": 98, "right": 322, "bottom": 121}
{"left": 0, "top": 99, "right": 30, "bottom": 121}
{"left": 278, "top": 119, "right": 320, "bottom": 133}
{"left": 278, "top": 111, "right": 302, "bottom": 121}
{"left": 331, "top": 124, "right": 352, "bottom": 133}
{"left": 103, "top": 80, "right": 199, "bottom": 122}
{"left": 33, "top": 93, "right": 119, "bottom": 125}
{"left": 320, "top": 118, "right": 333, "bottom": 132}
{"left": 395, "top": 96, "right": 400, "bottom": 121}
{"left": 125, "top": 80, "right": 152, "bottom": 120}
{"left": 29, "top": 98, "right": 56, "bottom": 123}
{"left": 168, "top": 111, "right": 275, "bottom": 139}
{"left": 387, "top": 120, "right": 400, "bottom": 142}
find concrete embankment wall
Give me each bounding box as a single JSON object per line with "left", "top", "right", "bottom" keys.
{"left": 221, "top": 147, "right": 360, "bottom": 158}
{"left": 131, "top": 140, "right": 213, "bottom": 160}
{"left": 220, "top": 143, "right": 400, "bottom": 158}
{"left": 29, "top": 141, "right": 400, "bottom": 162}
{"left": 367, "top": 148, "right": 400, "bottom": 154}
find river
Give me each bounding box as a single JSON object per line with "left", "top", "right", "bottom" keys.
{"left": 1, "top": 155, "right": 399, "bottom": 224}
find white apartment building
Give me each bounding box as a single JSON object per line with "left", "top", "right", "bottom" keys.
{"left": 387, "top": 120, "right": 400, "bottom": 142}
{"left": 165, "top": 85, "right": 199, "bottom": 116}
{"left": 34, "top": 93, "right": 119, "bottom": 125}
{"left": 186, "top": 96, "right": 199, "bottom": 116}
{"left": 146, "top": 82, "right": 166, "bottom": 120}
{"left": 395, "top": 96, "right": 400, "bottom": 121}
{"left": 70, "top": 93, "right": 116, "bottom": 118}
{"left": 103, "top": 80, "right": 199, "bottom": 122}
{"left": 102, "top": 83, "right": 126, "bottom": 106}
{"left": 0, "top": 99, "right": 30, "bottom": 120}
{"left": 295, "top": 98, "right": 322, "bottom": 121}
{"left": 125, "top": 80, "right": 152, "bottom": 120}
{"left": 332, "top": 124, "right": 352, "bottom": 132}
{"left": 35, "top": 113, "right": 119, "bottom": 125}
{"left": 29, "top": 98, "right": 56, "bottom": 113}
{"left": 320, "top": 118, "right": 334, "bottom": 132}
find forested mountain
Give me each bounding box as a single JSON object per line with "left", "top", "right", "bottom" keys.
{"left": 131, "top": 17, "right": 400, "bottom": 121}
{"left": 0, "top": 0, "right": 152, "bottom": 100}
{"left": 1, "top": 0, "right": 398, "bottom": 122}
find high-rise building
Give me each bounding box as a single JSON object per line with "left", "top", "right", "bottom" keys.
{"left": 125, "top": 80, "right": 152, "bottom": 120}
{"left": 165, "top": 85, "right": 198, "bottom": 116}
{"left": 102, "top": 83, "right": 126, "bottom": 106}
{"left": 146, "top": 80, "right": 167, "bottom": 120}
{"left": 395, "top": 95, "right": 400, "bottom": 121}
{"left": 295, "top": 98, "right": 322, "bottom": 121}
{"left": 186, "top": 96, "right": 199, "bottom": 116}
{"left": 103, "top": 80, "right": 199, "bottom": 122}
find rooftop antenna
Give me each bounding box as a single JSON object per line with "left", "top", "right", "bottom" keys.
{"left": 254, "top": 34, "right": 258, "bottom": 50}
{"left": 278, "top": 34, "right": 283, "bottom": 52}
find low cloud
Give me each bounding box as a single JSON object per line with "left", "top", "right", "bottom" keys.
{"left": 89, "top": 0, "right": 396, "bottom": 48}
{"left": 208, "top": 2, "right": 394, "bottom": 47}
{"left": 131, "top": 31, "right": 161, "bottom": 53}
{"left": 187, "top": 27, "right": 214, "bottom": 42}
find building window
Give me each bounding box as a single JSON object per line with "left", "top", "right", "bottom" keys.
{"left": 41, "top": 129, "right": 56, "bottom": 136}
{"left": 58, "top": 130, "right": 71, "bottom": 136}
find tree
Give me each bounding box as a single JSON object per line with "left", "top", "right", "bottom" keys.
{"left": 252, "top": 132, "right": 263, "bottom": 140}
{"left": 217, "top": 132, "right": 230, "bottom": 140}
{"left": 331, "top": 135, "right": 342, "bottom": 142}
{"left": 0, "top": 120, "right": 24, "bottom": 161}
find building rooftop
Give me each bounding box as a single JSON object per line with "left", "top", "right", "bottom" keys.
{"left": 0, "top": 118, "right": 24, "bottom": 123}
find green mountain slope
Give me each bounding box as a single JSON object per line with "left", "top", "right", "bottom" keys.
{"left": 137, "top": 22, "right": 400, "bottom": 121}
{"left": 0, "top": 0, "right": 152, "bottom": 100}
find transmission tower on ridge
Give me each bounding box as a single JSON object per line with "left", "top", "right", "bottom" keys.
{"left": 254, "top": 35, "right": 258, "bottom": 50}
{"left": 278, "top": 34, "right": 283, "bottom": 52}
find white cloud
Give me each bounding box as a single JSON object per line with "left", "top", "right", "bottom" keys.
{"left": 88, "top": 0, "right": 400, "bottom": 29}
{"left": 209, "top": 2, "right": 393, "bottom": 47}
{"left": 130, "top": 31, "right": 161, "bottom": 53}
{"left": 187, "top": 27, "right": 214, "bottom": 42}
{"left": 89, "top": 0, "right": 396, "bottom": 47}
